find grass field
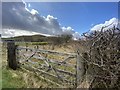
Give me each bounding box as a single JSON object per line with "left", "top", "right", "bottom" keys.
{"left": 15, "top": 42, "right": 48, "bottom": 46}
{"left": 2, "top": 68, "right": 27, "bottom": 88}
{"left": 1, "top": 42, "right": 77, "bottom": 88}
{"left": 2, "top": 44, "right": 27, "bottom": 88}
{"left": 0, "top": 42, "right": 2, "bottom": 89}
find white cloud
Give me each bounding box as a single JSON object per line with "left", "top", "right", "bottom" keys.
{"left": 2, "top": 29, "right": 52, "bottom": 38}
{"left": 62, "top": 26, "right": 74, "bottom": 35}
{"left": 2, "top": 1, "right": 62, "bottom": 35}
{"left": 72, "top": 32, "right": 81, "bottom": 40}
{"left": 91, "top": 23, "right": 94, "bottom": 27}
{"left": 46, "top": 15, "right": 57, "bottom": 21}
{"left": 2, "top": 0, "right": 82, "bottom": 40}
{"left": 28, "top": 3, "right": 31, "bottom": 8}
{"left": 61, "top": 27, "right": 81, "bottom": 40}
{"left": 62, "top": 27, "right": 74, "bottom": 31}
{"left": 30, "top": 9, "right": 39, "bottom": 15}
{"left": 91, "top": 18, "right": 118, "bottom": 31}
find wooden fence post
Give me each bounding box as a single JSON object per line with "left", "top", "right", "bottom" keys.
{"left": 76, "top": 50, "right": 85, "bottom": 87}
{"left": 7, "top": 40, "right": 18, "bottom": 70}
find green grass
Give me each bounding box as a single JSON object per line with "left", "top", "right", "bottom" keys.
{"left": 15, "top": 42, "right": 48, "bottom": 46}
{"left": 0, "top": 68, "right": 2, "bottom": 89}
{"left": 2, "top": 42, "right": 77, "bottom": 88}
{"left": 2, "top": 67, "right": 27, "bottom": 88}
{"left": 31, "top": 42, "right": 48, "bottom": 45}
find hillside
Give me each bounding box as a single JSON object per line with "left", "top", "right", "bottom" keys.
{"left": 2, "top": 40, "right": 82, "bottom": 88}
{"left": 2, "top": 34, "right": 51, "bottom": 42}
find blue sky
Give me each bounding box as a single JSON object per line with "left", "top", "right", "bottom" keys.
{"left": 2, "top": 1, "right": 119, "bottom": 38}
{"left": 27, "top": 2, "right": 118, "bottom": 34}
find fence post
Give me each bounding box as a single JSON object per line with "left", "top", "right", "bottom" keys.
{"left": 76, "top": 50, "right": 85, "bottom": 88}
{"left": 7, "top": 40, "right": 18, "bottom": 70}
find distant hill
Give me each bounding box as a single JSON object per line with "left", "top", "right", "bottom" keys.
{"left": 2, "top": 34, "right": 74, "bottom": 44}
{"left": 2, "top": 34, "right": 53, "bottom": 42}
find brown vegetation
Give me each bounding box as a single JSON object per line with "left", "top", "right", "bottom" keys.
{"left": 79, "top": 26, "right": 120, "bottom": 89}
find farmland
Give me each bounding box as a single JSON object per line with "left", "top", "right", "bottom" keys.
{"left": 2, "top": 41, "right": 81, "bottom": 88}
{"left": 1, "top": 27, "right": 120, "bottom": 89}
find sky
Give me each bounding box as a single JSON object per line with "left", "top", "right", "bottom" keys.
{"left": 1, "top": 1, "right": 119, "bottom": 39}
{"left": 28, "top": 2, "right": 118, "bottom": 34}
